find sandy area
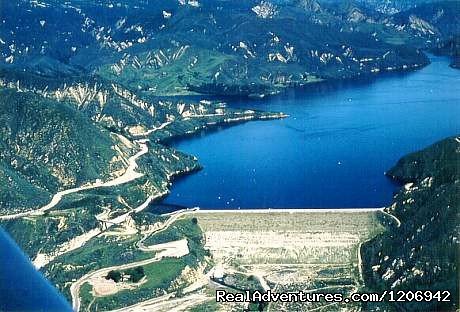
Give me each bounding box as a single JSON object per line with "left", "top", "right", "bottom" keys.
{"left": 88, "top": 275, "right": 147, "bottom": 297}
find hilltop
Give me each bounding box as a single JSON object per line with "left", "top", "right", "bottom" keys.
{"left": 3, "top": 0, "right": 459, "bottom": 97}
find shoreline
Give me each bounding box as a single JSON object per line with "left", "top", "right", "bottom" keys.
{"left": 190, "top": 207, "right": 384, "bottom": 214}
{"left": 157, "top": 111, "right": 287, "bottom": 146}
{"left": 183, "top": 57, "right": 429, "bottom": 101}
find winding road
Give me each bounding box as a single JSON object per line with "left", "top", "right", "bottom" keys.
{"left": 136, "top": 208, "right": 198, "bottom": 252}
{"left": 378, "top": 208, "right": 402, "bottom": 227}
{"left": 32, "top": 195, "right": 156, "bottom": 269}
{"left": 70, "top": 207, "right": 198, "bottom": 312}
{"left": 71, "top": 238, "right": 189, "bottom": 312}
{"left": 0, "top": 140, "right": 149, "bottom": 221}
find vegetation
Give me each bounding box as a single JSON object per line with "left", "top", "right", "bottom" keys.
{"left": 125, "top": 266, "right": 145, "bottom": 283}
{"left": 218, "top": 272, "right": 265, "bottom": 292}
{"left": 44, "top": 234, "right": 153, "bottom": 299}
{"left": 434, "top": 35, "right": 460, "bottom": 69}
{"left": 0, "top": 1, "right": 458, "bottom": 311}
{"left": 3, "top": 0, "right": 455, "bottom": 98}
{"left": 0, "top": 89, "right": 117, "bottom": 213}
{"left": 0, "top": 69, "right": 280, "bottom": 312}
{"left": 1, "top": 207, "right": 100, "bottom": 257}
{"left": 106, "top": 270, "right": 122, "bottom": 283}
{"left": 105, "top": 266, "right": 145, "bottom": 283}
{"left": 82, "top": 217, "right": 208, "bottom": 311}
{"left": 188, "top": 300, "right": 221, "bottom": 312}
{"left": 143, "top": 218, "right": 203, "bottom": 247}
{"left": 362, "top": 136, "right": 459, "bottom": 311}
{"left": 79, "top": 283, "right": 94, "bottom": 311}
{"left": 89, "top": 258, "right": 185, "bottom": 311}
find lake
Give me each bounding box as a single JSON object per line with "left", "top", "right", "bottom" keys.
{"left": 164, "top": 56, "right": 460, "bottom": 208}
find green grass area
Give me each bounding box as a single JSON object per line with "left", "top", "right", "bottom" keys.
{"left": 131, "top": 259, "right": 181, "bottom": 289}
{"left": 80, "top": 217, "right": 208, "bottom": 311}
{"left": 90, "top": 258, "right": 186, "bottom": 311}
{"left": 44, "top": 234, "right": 153, "bottom": 300}
{"left": 143, "top": 218, "right": 201, "bottom": 246}
{"left": 188, "top": 300, "right": 221, "bottom": 312}
{"left": 80, "top": 282, "right": 95, "bottom": 311}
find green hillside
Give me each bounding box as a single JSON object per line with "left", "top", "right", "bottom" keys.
{"left": 3, "top": 0, "right": 454, "bottom": 97}
{"left": 0, "top": 89, "right": 118, "bottom": 213}
{"left": 362, "top": 136, "right": 459, "bottom": 311}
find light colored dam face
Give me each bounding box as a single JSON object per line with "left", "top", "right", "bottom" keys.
{"left": 194, "top": 210, "right": 383, "bottom": 266}
{"left": 190, "top": 210, "right": 385, "bottom": 311}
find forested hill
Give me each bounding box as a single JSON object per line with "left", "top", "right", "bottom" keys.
{"left": 362, "top": 136, "right": 459, "bottom": 311}
{"left": 4, "top": 0, "right": 460, "bottom": 97}
{"left": 0, "top": 89, "right": 119, "bottom": 213}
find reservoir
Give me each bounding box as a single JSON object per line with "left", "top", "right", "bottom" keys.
{"left": 164, "top": 56, "right": 460, "bottom": 208}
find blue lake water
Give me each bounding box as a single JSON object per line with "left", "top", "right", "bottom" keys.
{"left": 164, "top": 56, "right": 460, "bottom": 208}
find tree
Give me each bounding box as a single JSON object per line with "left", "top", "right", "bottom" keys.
{"left": 191, "top": 217, "right": 198, "bottom": 225}
{"left": 128, "top": 266, "right": 145, "bottom": 283}
{"left": 106, "top": 270, "right": 122, "bottom": 283}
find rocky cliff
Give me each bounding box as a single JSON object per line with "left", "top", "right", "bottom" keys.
{"left": 362, "top": 136, "right": 459, "bottom": 311}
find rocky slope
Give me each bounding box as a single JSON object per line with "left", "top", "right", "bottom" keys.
{"left": 356, "top": 0, "right": 446, "bottom": 15}
{"left": 1, "top": 0, "right": 445, "bottom": 97}
{"left": 362, "top": 136, "right": 459, "bottom": 311}
{"left": 390, "top": 1, "right": 460, "bottom": 41}
{"left": 0, "top": 89, "right": 121, "bottom": 213}
{"left": 0, "top": 71, "right": 284, "bottom": 215}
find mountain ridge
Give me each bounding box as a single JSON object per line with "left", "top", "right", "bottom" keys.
{"left": 362, "top": 136, "right": 459, "bottom": 311}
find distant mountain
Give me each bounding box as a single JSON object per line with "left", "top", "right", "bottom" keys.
{"left": 353, "top": 1, "right": 460, "bottom": 67}
{"left": 362, "top": 136, "right": 459, "bottom": 311}
{"left": 390, "top": 1, "right": 460, "bottom": 40}
{"left": 0, "top": 0, "right": 441, "bottom": 97}
{"left": 355, "top": 0, "right": 446, "bottom": 14}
